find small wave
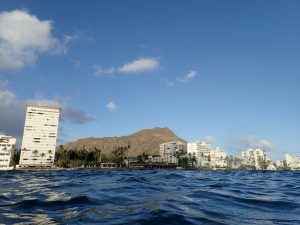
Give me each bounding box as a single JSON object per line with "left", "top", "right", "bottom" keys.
{"left": 0, "top": 170, "right": 300, "bottom": 224}
{"left": 1, "top": 196, "right": 99, "bottom": 210}
{"left": 135, "top": 210, "right": 196, "bottom": 225}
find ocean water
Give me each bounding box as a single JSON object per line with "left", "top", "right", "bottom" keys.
{"left": 0, "top": 170, "right": 299, "bottom": 225}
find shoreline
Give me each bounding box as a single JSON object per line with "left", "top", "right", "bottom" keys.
{"left": 6, "top": 166, "right": 297, "bottom": 171}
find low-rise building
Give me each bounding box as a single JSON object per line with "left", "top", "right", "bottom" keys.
{"left": 159, "top": 141, "right": 186, "bottom": 164}
{"left": 276, "top": 160, "right": 285, "bottom": 168}
{"left": 285, "top": 154, "right": 300, "bottom": 169}
{"left": 210, "top": 147, "right": 227, "bottom": 168}
{"left": 0, "top": 135, "right": 16, "bottom": 170}
{"left": 267, "top": 164, "right": 277, "bottom": 170}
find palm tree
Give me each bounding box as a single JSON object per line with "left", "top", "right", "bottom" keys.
{"left": 32, "top": 150, "right": 39, "bottom": 162}
{"left": 33, "top": 150, "right": 39, "bottom": 156}
{"left": 127, "top": 144, "right": 130, "bottom": 168}
{"left": 95, "top": 147, "right": 102, "bottom": 163}
{"left": 40, "top": 153, "right": 46, "bottom": 164}
{"left": 192, "top": 153, "right": 197, "bottom": 168}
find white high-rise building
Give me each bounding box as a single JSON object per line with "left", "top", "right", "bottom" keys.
{"left": 240, "top": 148, "right": 266, "bottom": 169}
{"left": 196, "top": 141, "right": 211, "bottom": 167}
{"left": 19, "top": 105, "right": 60, "bottom": 167}
{"left": 187, "top": 143, "right": 197, "bottom": 156}
{"left": 159, "top": 141, "right": 186, "bottom": 164}
{"left": 0, "top": 135, "right": 16, "bottom": 170}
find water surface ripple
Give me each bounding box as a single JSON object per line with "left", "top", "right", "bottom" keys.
{"left": 0, "top": 170, "right": 299, "bottom": 224}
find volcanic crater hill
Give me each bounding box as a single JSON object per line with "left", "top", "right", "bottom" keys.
{"left": 62, "top": 127, "right": 186, "bottom": 156}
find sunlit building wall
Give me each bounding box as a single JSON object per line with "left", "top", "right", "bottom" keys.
{"left": 19, "top": 105, "right": 60, "bottom": 167}
{"left": 240, "top": 148, "right": 266, "bottom": 169}
{"left": 159, "top": 141, "right": 186, "bottom": 164}
{"left": 196, "top": 141, "right": 211, "bottom": 167}
{"left": 210, "top": 147, "right": 227, "bottom": 168}
{"left": 285, "top": 154, "right": 300, "bottom": 169}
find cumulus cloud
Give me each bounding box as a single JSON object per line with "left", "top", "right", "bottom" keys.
{"left": 0, "top": 80, "right": 24, "bottom": 137}
{"left": 240, "top": 135, "right": 272, "bottom": 150}
{"left": 93, "top": 65, "right": 115, "bottom": 76}
{"left": 177, "top": 70, "right": 197, "bottom": 82}
{"left": 0, "top": 80, "right": 97, "bottom": 138}
{"left": 118, "top": 58, "right": 159, "bottom": 73}
{"left": 106, "top": 101, "right": 117, "bottom": 112}
{"left": 0, "top": 9, "right": 70, "bottom": 71}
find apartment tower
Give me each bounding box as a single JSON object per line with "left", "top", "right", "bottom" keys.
{"left": 19, "top": 105, "right": 60, "bottom": 167}
{"left": 0, "top": 135, "right": 16, "bottom": 169}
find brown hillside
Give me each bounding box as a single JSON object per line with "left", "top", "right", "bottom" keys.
{"left": 62, "top": 127, "right": 186, "bottom": 156}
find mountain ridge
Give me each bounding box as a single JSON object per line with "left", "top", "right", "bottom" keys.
{"left": 62, "top": 127, "right": 186, "bottom": 156}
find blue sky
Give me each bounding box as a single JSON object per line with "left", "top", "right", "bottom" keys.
{"left": 0, "top": 0, "right": 299, "bottom": 159}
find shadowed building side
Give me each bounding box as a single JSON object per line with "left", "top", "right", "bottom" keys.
{"left": 0, "top": 135, "right": 16, "bottom": 170}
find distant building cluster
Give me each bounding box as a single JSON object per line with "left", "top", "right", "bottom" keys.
{"left": 0, "top": 105, "right": 60, "bottom": 170}
{"left": 151, "top": 140, "right": 300, "bottom": 170}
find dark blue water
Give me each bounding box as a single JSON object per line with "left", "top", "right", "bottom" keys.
{"left": 0, "top": 170, "right": 299, "bottom": 224}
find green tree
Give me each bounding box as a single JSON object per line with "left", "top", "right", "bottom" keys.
{"left": 112, "top": 146, "right": 126, "bottom": 166}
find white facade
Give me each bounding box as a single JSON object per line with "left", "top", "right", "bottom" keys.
{"left": 159, "top": 141, "right": 186, "bottom": 164}
{"left": 19, "top": 105, "right": 60, "bottom": 167}
{"left": 276, "top": 160, "right": 285, "bottom": 168}
{"left": 285, "top": 154, "right": 300, "bottom": 169}
{"left": 0, "top": 135, "right": 16, "bottom": 169}
{"left": 210, "top": 147, "right": 227, "bottom": 168}
{"left": 187, "top": 143, "right": 197, "bottom": 156}
{"left": 240, "top": 148, "right": 266, "bottom": 169}
{"left": 196, "top": 141, "right": 211, "bottom": 167}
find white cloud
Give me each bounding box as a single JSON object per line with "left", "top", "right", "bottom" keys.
{"left": 177, "top": 70, "right": 197, "bottom": 82}
{"left": 203, "top": 136, "right": 215, "bottom": 143}
{"left": 0, "top": 80, "right": 97, "bottom": 137}
{"left": 93, "top": 65, "right": 115, "bottom": 76}
{"left": 93, "top": 57, "right": 159, "bottom": 77}
{"left": 240, "top": 135, "right": 272, "bottom": 150}
{"left": 118, "top": 57, "right": 159, "bottom": 73}
{"left": 106, "top": 101, "right": 117, "bottom": 112}
{"left": 0, "top": 9, "right": 69, "bottom": 71}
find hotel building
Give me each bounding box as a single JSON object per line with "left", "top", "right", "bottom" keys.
{"left": 240, "top": 148, "right": 266, "bottom": 169}
{"left": 196, "top": 141, "right": 211, "bottom": 167}
{"left": 0, "top": 135, "right": 16, "bottom": 169}
{"left": 19, "top": 105, "right": 60, "bottom": 167}
{"left": 210, "top": 147, "right": 227, "bottom": 168}
{"left": 159, "top": 141, "right": 186, "bottom": 164}
{"left": 187, "top": 143, "right": 197, "bottom": 156}
{"left": 285, "top": 154, "right": 300, "bottom": 169}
